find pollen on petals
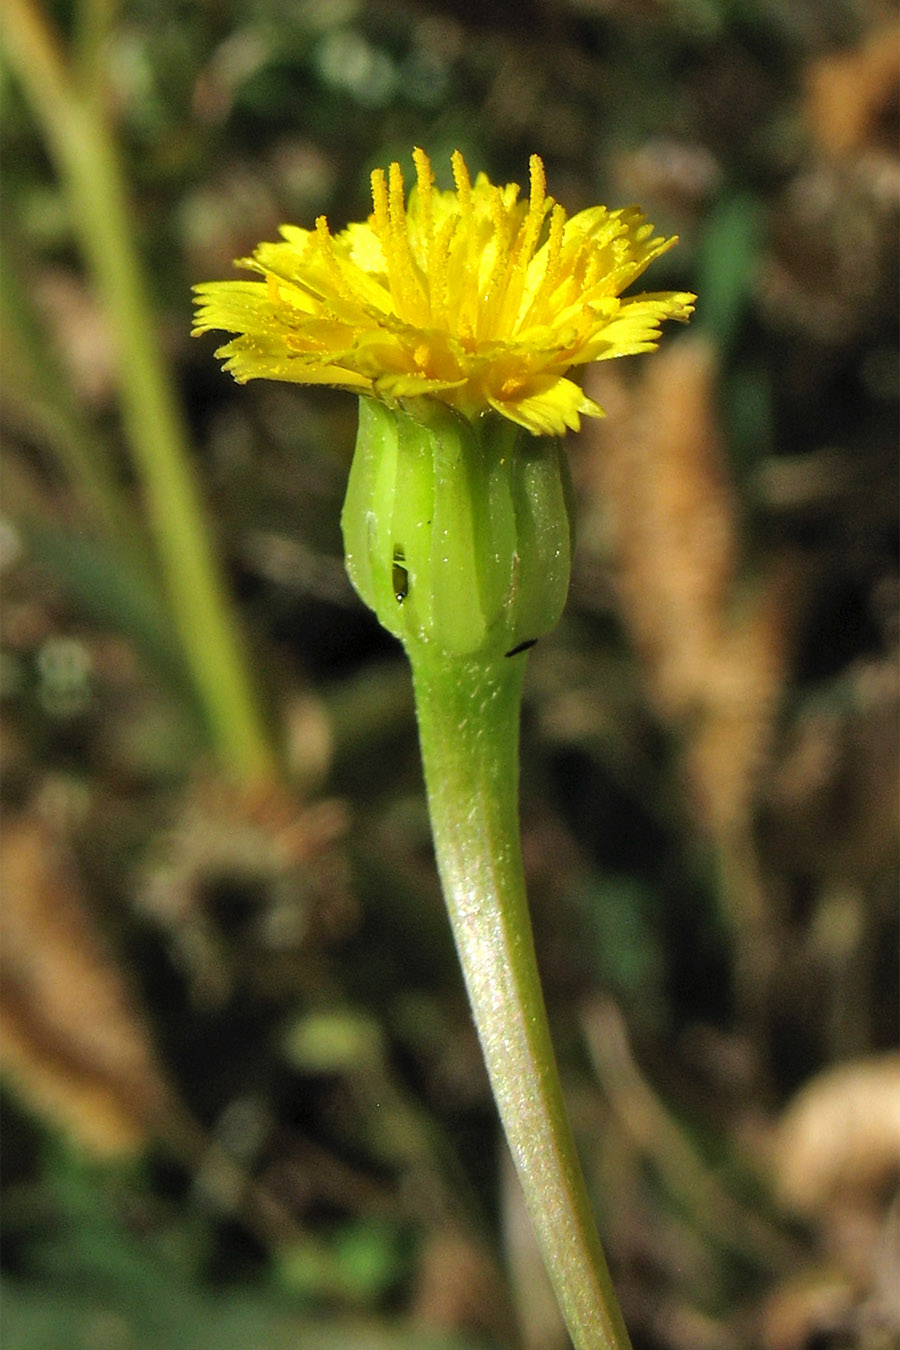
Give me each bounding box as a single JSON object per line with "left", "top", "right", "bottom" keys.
{"left": 192, "top": 149, "right": 695, "bottom": 438}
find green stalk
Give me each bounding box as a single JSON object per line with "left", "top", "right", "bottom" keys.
{"left": 342, "top": 398, "right": 632, "bottom": 1343}
{"left": 2, "top": 0, "right": 276, "bottom": 783}
{"left": 408, "top": 646, "right": 633, "bottom": 1350}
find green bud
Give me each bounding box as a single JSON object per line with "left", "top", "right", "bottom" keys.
{"left": 341, "top": 397, "right": 574, "bottom": 660}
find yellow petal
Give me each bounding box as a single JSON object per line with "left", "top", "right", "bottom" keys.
{"left": 193, "top": 149, "right": 694, "bottom": 436}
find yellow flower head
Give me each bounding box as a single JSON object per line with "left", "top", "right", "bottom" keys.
{"left": 193, "top": 149, "right": 695, "bottom": 438}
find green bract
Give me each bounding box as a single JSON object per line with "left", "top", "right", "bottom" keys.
{"left": 341, "top": 397, "right": 575, "bottom": 659}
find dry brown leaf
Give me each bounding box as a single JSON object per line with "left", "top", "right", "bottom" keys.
{"left": 772, "top": 1055, "right": 900, "bottom": 1219}
{"left": 760, "top": 1269, "right": 858, "bottom": 1350}
{"left": 584, "top": 337, "right": 737, "bottom": 726}
{"left": 805, "top": 25, "right": 900, "bottom": 159}
{"left": 684, "top": 566, "right": 796, "bottom": 839}
{"left": 0, "top": 812, "right": 171, "bottom": 1156}
{"left": 581, "top": 337, "right": 793, "bottom": 836}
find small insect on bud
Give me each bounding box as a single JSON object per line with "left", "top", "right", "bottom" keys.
{"left": 392, "top": 548, "right": 409, "bottom": 603}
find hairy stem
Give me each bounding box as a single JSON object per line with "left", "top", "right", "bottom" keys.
{"left": 408, "top": 647, "right": 632, "bottom": 1350}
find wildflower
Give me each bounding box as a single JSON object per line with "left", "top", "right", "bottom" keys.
{"left": 194, "top": 153, "right": 696, "bottom": 1342}
{"left": 193, "top": 149, "right": 694, "bottom": 438}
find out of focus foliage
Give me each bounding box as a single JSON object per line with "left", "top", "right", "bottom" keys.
{"left": 1, "top": 1, "right": 897, "bottom": 1347}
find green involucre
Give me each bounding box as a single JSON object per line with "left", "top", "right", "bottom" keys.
{"left": 341, "top": 397, "right": 574, "bottom": 659}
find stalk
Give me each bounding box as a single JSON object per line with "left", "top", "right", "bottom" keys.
{"left": 408, "top": 646, "right": 632, "bottom": 1350}
{"left": 1, "top": 0, "right": 276, "bottom": 784}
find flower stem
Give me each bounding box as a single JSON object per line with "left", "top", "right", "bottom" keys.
{"left": 407, "top": 645, "right": 632, "bottom": 1350}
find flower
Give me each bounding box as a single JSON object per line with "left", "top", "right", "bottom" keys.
{"left": 193, "top": 149, "right": 694, "bottom": 438}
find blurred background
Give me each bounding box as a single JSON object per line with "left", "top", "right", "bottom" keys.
{"left": 1, "top": 1, "right": 898, "bottom": 1347}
